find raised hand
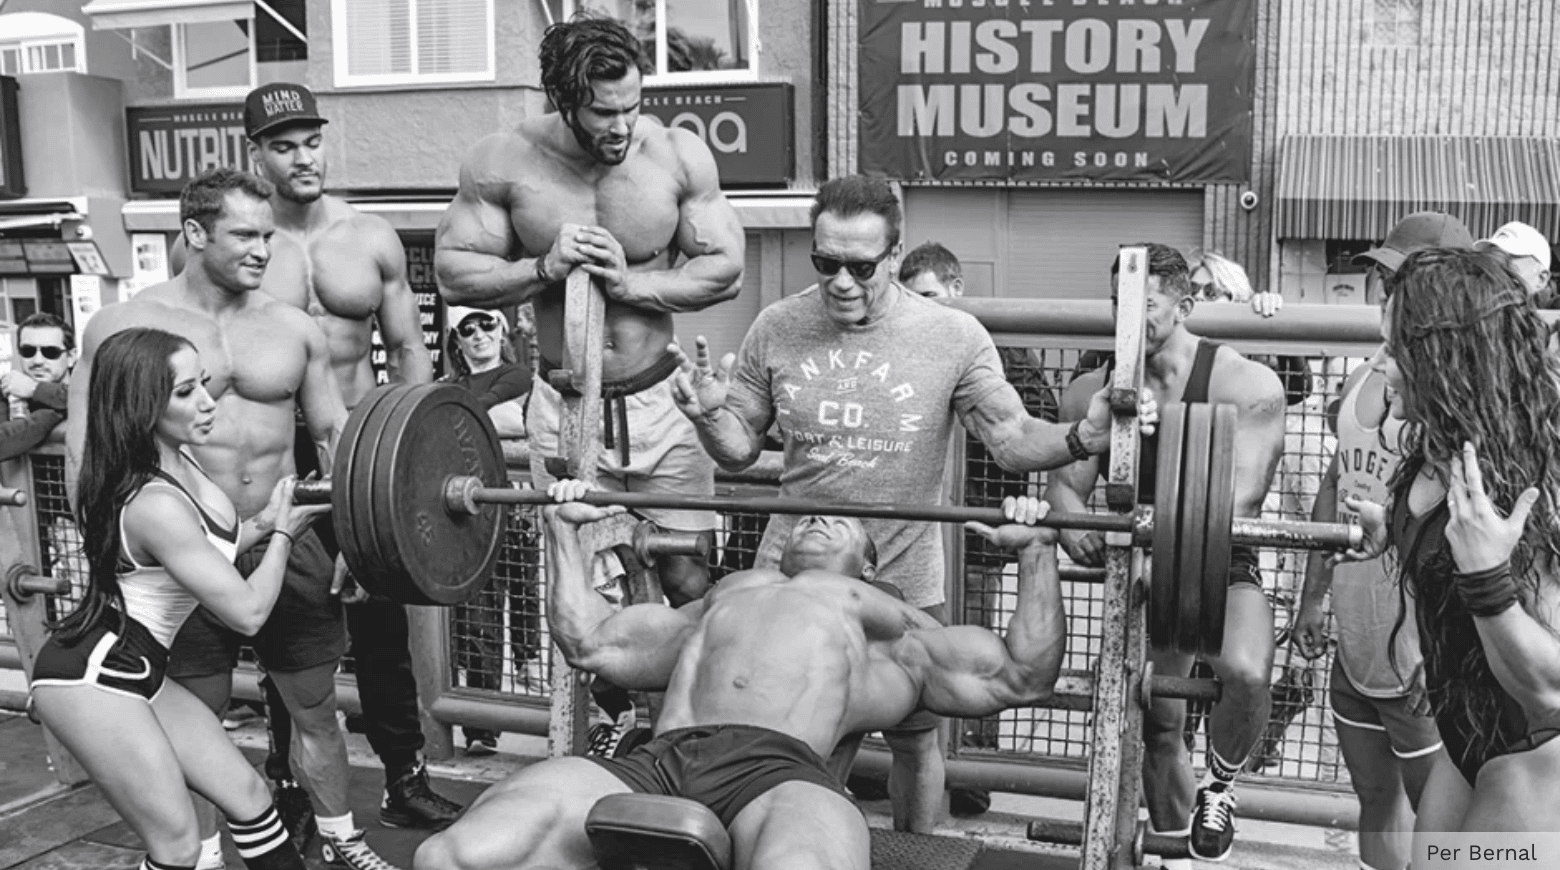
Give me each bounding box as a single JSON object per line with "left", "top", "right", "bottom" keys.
{"left": 668, "top": 336, "right": 735, "bottom": 423}
{"left": 1445, "top": 440, "right": 1539, "bottom": 574}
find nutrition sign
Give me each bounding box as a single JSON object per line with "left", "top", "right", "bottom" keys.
{"left": 858, "top": 0, "right": 1255, "bottom": 183}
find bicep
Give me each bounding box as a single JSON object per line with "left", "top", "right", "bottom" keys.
{"left": 129, "top": 500, "right": 247, "bottom": 611}
{"left": 674, "top": 133, "right": 744, "bottom": 262}
{"left": 1231, "top": 375, "right": 1288, "bottom": 515}
{"left": 373, "top": 232, "right": 425, "bottom": 348}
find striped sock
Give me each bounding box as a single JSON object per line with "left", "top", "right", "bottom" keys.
{"left": 1202, "top": 746, "right": 1244, "bottom": 790}
{"left": 141, "top": 858, "right": 195, "bottom": 870}
{"left": 229, "top": 806, "right": 305, "bottom": 870}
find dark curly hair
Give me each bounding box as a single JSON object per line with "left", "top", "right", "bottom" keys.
{"left": 1383, "top": 246, "right": 1560, "bottom": 770}
{"left": 539, "top": 14, "right": 650, "bottom": 115}
{"left": 1110, "top": 242, "right": 1192, "bottom": 299}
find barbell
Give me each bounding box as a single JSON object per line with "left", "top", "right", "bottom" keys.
{"left": 290, "top": 382, "right": 1358, "bottom": 655}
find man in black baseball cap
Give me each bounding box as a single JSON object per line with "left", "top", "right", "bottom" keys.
{"left": 1353, "top": 210, "right": 1474, "bottom": 304}
{"left": 243, "top": 82, "right": 329, "bottom": 140}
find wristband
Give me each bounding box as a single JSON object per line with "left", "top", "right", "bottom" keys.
{"left": 1454, "top": 560, "right": 1520, "bottom": 617}
{"left": 274, "top": 529, "right": 297, "bottom": 548}
{"left": 1066, "top": 420, "right": 1092, "bottom": 462}
{"left": 535, "top": 256, "right": 551, "bottom": 285}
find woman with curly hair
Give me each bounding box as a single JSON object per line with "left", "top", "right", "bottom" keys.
{"left": 29, "top": 328, "right": 326, "bottom": 870}
{"left": 1345, "top": 247, "right": 1560, "bottom": 831}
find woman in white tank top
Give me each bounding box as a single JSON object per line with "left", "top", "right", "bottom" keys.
{"left": 30, "top": 328, "right": 327, "bottom": 870}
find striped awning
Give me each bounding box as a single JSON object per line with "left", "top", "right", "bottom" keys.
{"left": 1275, "top": 135, "right": 1560, "bottom": 241}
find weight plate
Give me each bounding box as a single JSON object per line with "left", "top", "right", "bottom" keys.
{"left": 333, "top": 384, "right": 409, "bottom": 591}
{"left": 1149, "top": 403, "right": 1186, "bottom": 650}
{"left": 1200, "top": 403, "right": 1238, "bottom": 656}
{"left": 1176, "top": 404, "right": 1213, "bottom": 654}
{"left": 375, "top": 383, "right": 507, "bottom": 604}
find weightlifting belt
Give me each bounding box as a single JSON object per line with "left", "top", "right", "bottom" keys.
{"left": 539, "top": 351, "right": 681, "bottom": 466}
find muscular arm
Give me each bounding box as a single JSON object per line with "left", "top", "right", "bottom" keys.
{"left": 128, "top": 491, "right": 294, "bottom": 635}
{"left": 435, "top": 136, "right": 545, "bottom": 308}
{"left": 367, "top": 218, "right": 434, "bottom": 385}
{"left": 687, "top": 404, "right": 768, "bottom": 472}
{"left": 615, "top": 129, "right": 743, "bottom": 313}
{"left": 1476, "top": 567, "right": 1560, "bottom": 721}
{"left": 960, "top": 367, "right": 1108, "bottom": 473}
{"left": 544, "top": 508, "right": 703, "bottom": 690}
{"left": 901, "top": 540, "right": 1066, "bottom": 716}
{"left": 1223, "top": 356, "right": 1288, "bottom": 518}
{"left": 289, "top": 308, "right": 349, "bottom": 471}
{"left": 1044, "top": 376, "right": 1110, "bottom": 564}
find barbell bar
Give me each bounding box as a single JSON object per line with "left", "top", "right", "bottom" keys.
{"left": 433, "top": 476, "right": 1360, "bottom": 553}
{"left": 287, "top": 383, "right": 1360, "bottom": 655}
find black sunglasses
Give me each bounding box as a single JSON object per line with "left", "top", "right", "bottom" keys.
{"left": 456, "top": 316, "right": 500, "bottom": 338}
{"left": 19, "top": 344, "right": 65, "bottom": 360}
{"left": 811, "top": 248, "right": 892, "bottom": 282}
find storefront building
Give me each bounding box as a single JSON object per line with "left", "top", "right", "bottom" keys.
{"left": 833, "top": 0, "right": 1560, "bottom": 301}
{"left": 0, "top": 0, "right": 826, "bottom": 364}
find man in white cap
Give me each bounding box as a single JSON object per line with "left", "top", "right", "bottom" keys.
{"left": 1476, "top": 220, "right": 1552, "bottom": 297}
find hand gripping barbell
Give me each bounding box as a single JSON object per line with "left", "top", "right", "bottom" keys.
{"left": 294, "top": 383, "right": 1360, "bottom": 655}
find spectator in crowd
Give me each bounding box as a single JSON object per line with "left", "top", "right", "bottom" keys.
{"left": 444, "top": 306, "right": 541, "bottom": 757}
{"left": 1294, "top": 213, "right": 1469, "bottom": 870}
{"left": 0, "top": 313, "right": 74, "bottom": 461}
{"left": 1474, "top": 221, "right": 1551, "bottom": 297}
{"left": 895, "top": 241, "right": 1058, "bottom": 817}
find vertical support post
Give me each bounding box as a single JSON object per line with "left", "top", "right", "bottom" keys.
{"left": 548, "top": 269, "right": 606, "bottom": 758}
{"left": 408, "top": 603, "right": 455, "bottom": 760}
{"left": 0, "top": 457, "right": 87, "bottom": 786}
{"left": 1080, "top": 246, "right": 1149, "bottom": 870}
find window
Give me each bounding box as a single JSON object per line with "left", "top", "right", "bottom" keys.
{"left": 171, "top": 7, "right": 308, "bottom": 100}
{"left": 332, "top": 0, "right": 495, "bottom": 87}
{"left": 569, "top": 0, "right": 757, "bottom": 83}
{"left": 0, "top": 12, "right": 86, "bottom": 75}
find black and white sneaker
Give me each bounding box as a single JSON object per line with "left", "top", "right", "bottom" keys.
{"left": 1188, "top": 784, "right": 1238, "bottom": 861}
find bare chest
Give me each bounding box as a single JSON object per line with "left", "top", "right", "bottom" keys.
{"left": 510, "top": 160, "right": 682, "bottom": 263}
{"left": 262, "top": 230, "right": 382, "bottom": 322}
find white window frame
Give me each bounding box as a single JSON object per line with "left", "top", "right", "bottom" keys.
{"left": 172, "top": 19, "right": 258, "bottom": 100}
{"left": 562, "top": 0, "right": 758, "bottom": 85}
{"left": 0, "top": 36, "right": 85, "bottom": 75}
{"left": 330, "top": 0, "right": 497, "bottom": 88}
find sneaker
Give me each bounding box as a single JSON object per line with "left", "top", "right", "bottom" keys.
{"left": 1188, "top": 784, "right": 1238, "bottom": 861}
{"left": 321, "top": 830, "right": 399, "bottom": 870}
{"left": 380, "top": 762, "right": 463, "bottom": 830}
{"left": 272, "top": 779, "right": 316, "bottom": 854}
{"left": 221, "top": 702, "right": 262, "bottom": 731}
{"left": 585, "top": 707, "right": 636, "bottom": 758}
{"left": 845, "top": 773, "right": 889, "bottom": 802}
{"left": 465, "top": 735, "right": 498, "bottom": 757}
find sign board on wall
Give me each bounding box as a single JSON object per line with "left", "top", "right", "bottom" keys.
{"left": 641, "top": 83, "right": 794, "bottom": 186}
{"left": 857, "top": 0, "right": 1255, "bottom": 184}
{"left": 126, "top": 103, "right": 251, "bottom": 195}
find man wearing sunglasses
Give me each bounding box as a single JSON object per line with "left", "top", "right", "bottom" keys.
{"left": 0, "top": 312, "right": 74, "bottom": 461}
{"left": 670, "top": 174, "right": 1152, "bottom": 833}
{"left": 435, "top": 17, "right": 744, "bottom": 614}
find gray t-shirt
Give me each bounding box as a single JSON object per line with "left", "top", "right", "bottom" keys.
{"left": 727, "top": 287, "right": 1009, "bottom": 606}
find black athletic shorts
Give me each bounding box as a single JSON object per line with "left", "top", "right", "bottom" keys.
{"left": 165, "top": 525, "right": 347, "bottom": 678}
{"left": 588, "top": 724, "right": 858, "bottom": 829}
{"left": 32, "top": 609, "right": 168, "bottom": 701}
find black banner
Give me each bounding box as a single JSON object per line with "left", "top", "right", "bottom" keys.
{"left": 642, "top": 83, "right": 794, "bottom": 186}
{"left": 126, "top": 103, "right": 250, "bottom": 195}
{"left": 858, "top": 0, "right": 1255, "bottom": 184}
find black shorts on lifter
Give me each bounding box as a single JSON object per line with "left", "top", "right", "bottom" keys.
{"left": 588, "top": 724, "right": 859, "bottom": 829}
{"left": 166, "top": 525, "right": 347, "bottom": 678}
{"left": 32, "top": 609, "right": 168, "bottom": 701}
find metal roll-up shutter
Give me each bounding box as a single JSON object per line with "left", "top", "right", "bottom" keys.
{"left": 904, "top": 188, "right": 1205, "bottom": 299}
